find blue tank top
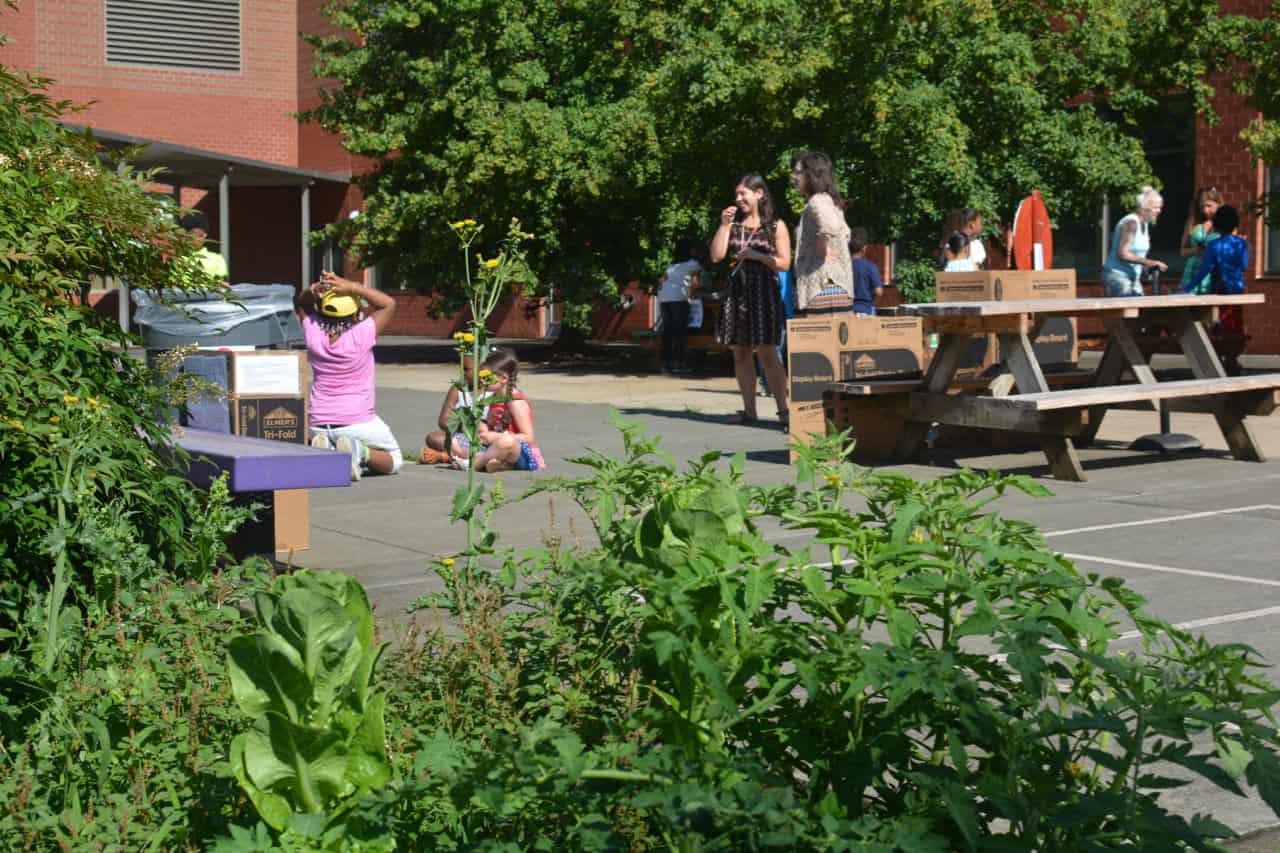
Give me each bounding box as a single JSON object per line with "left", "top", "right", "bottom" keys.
{"left": 1104, "top": 213, "right": 1149, "bottom": 281}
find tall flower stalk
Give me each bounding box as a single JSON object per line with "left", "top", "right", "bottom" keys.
{"left": 443, "top": 219, "right": 534, "bottom": 580}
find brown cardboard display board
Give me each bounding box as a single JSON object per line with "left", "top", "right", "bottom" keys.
{"left": 233, "top": 396, "right": 308, "bottom": 444}
{"left": 273, "top": 489, "right": 310, "bottom": 553}
{"left": 786, "top": 315, "right": 925, "bottom": 461}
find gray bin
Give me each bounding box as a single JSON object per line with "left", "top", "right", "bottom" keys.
{"left": 133, "top": 284, "right": 302, "bottom": 350}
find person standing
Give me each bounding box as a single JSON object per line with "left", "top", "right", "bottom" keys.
{"left": 1186, "top": 204, "right": 1249, "bottom": 340}
{"left": 710, "top": 174, "right": 791, "bottom": 428}
{"left": 791, "top": 151, "right": 853, "bottom": 315}
{"left": 935, "top": 208, "right": 985, "bottom": 271}
{"left": 657, "top": 237, "right": 704, "bottom": 374}
{"left": 1102, "top": 186, "right": 1168, "bottom": 297}
{"left": 849, "top": 227, "right": 883, "bottom": 315}
{"left": 1180, "top": 186, "right": 1224, "bottom": 294}
{"left": 178, "top": 212, "right": 228, "bottom": 286}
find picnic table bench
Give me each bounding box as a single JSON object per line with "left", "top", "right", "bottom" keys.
{"left": 830, "top": 294, "right": 1280, "bottom": 481}
{"left": 170, "top": 428, "right": 350, "bottom": 558}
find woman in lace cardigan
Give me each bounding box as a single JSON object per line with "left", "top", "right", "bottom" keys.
{"left": 790, "top": 151, "right": 854, "bottom": 315}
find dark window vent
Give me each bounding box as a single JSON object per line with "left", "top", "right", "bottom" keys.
{"left": 106, "top": 1, "right": 241, "bottom": 73}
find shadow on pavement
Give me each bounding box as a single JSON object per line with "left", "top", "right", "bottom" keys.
{"left": 620, "top": 407, "right": 785, "bottom": 429}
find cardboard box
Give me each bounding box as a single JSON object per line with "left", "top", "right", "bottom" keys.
{"left": 934, "top": 269, "right": 1077, "bottom": 302}
{"left": 933, "top": 270, "right": 1079, "bottom": 374}
{"left": 233, "top": 396, "right": 308, "bottom": 444}
{"left": 182, "top": 350, "right": 310, "bottom": 441}
{"left": 787, "top": 314, "right": 925, "bottom": 460}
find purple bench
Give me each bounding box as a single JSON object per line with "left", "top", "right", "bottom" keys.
{"left": 171, "top": 428, "right": 350, "bottom": 557}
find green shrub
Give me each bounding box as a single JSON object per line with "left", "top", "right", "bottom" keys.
{"left": 0, "top": 50, "right": 260, "bottom": 851}
{"left": 373, "top": 420, "right": 1280, "bottom": 850}
{"left": 891, "top": 256, "right": 937, "bottom": 304}
{"left": 0, "top": 563, "right": 269, "bottom": 850}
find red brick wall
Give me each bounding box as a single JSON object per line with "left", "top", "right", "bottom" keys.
{"left": 383, "top": 293, "right": 547, "bottom": 339}
{"left": 1196, "top": 71, "right": 1275, "bottom": 351}
{"left": 0, "top": 3, "right": 38, "bottom": 69}
{"left": 1, "top": 1, "right": 296, "bottom": 164}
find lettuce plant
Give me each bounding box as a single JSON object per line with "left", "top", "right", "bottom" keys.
{"left": 226, "top": 570, "right": 392, "bottom": 849}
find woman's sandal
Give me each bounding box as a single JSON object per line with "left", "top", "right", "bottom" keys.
{"left": 725, "top": 411, "right": 758, "bottom": 425}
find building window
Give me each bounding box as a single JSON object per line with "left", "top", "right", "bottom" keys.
{"left": 1267, "top": 168, "right": 1280, "bottom": 275}
{"left": 1053, "top": 98, "right": 1195, "bottom": 280}
{"left": 105, "top": 1, "right": 241, "bottom": 73}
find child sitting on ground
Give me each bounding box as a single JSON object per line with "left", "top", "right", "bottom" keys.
{"left": 849, "top": 227, "right": 883, "bottom": 316}
{"left": 419, "top": 354, "right": 484, "bottom": 465}
{"left": 943, "top": 232, "right": 977, "bottom": 272}
{"left": 451, "top": 349, "right": 546, "bottom": 472}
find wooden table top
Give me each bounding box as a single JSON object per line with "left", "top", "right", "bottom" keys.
{"left": 896, "top": 293, "right": 1265, "bottom": 317}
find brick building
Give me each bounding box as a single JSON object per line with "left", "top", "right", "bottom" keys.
{"left": 1, "top": 1, "right": 1275, "bottom": 347}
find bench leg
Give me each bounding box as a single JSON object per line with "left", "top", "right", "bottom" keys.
{"left": 1178, "top": 311, "right": 1266, "bottom": 461}
{"left": 1000, "top": 331, "right": 1088, "bottom": 481}
{"left": 1041, "top": 436, "right": 1086, "bottom": 481}
{"left": 1215, "top": 405, "right": 1266, "bottom": 462}
{"left": 897, "top": 332, "right": 967, "bottom": 459}
{"left": 1078, "top": 340, "right": 1128, "bottom": 445}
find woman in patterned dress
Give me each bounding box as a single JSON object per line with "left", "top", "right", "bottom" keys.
{"left": 791, "top": 151, "right": 854, "bottom": 314}
{"left": 710, "top": 173, "right": 791, "bottom": 428}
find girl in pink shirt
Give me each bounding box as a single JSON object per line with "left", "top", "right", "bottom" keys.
{"left": 296, "top": 272, "right": 401, "bottom": 480}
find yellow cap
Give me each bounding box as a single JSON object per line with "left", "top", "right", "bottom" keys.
{"left": 320, "top": 292, "right": 359, "bottom": 319}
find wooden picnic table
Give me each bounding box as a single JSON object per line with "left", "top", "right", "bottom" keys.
{"left": 863, "top": 293, "right": 1280, "bottom": 481}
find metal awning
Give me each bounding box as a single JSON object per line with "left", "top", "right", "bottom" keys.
{"left": 62, "top": 123, "right": 351, "bottom": 188}
{"left": 62, "top": 123, "right": 353, "bottom": 295}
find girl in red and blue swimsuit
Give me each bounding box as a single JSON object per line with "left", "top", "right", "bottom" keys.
{"left": 451, "top": 348, "right": 546, "bottom": 472}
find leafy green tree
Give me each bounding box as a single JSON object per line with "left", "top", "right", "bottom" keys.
{"left": 305, "top": 0, "right": 1250, "bottom": 319}
{"left": 1236, "top": 1, "right": 1280, "bottom": 166}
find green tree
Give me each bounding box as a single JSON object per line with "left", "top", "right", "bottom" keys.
{"left": 305, "top": 0, "right": 1249, "bottom": 319}
{"left": 1235, "top": 2, "right": 1280, "bottom": 166}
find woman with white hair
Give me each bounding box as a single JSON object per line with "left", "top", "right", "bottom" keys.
{"left": 1102, "top": 186, "right": 1168, "bottom": 296}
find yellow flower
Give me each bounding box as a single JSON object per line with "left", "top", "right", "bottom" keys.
{"left": 460, "top": 332, "right": 476, "bottom": 344}
{"left": 823, "top": 473, "right": 840, "bottom": 487}
{"left": 478, "top": 369, "right": 494, "bottom": 381}
{"left": 909, "top": 528, "right": 927, "bottom": 544}
{"left": 483, "top": 258, "right": 500, "bottom": 270}
{"left": 2, "top": 417, "right": 22, "bottom": 430}
{"left": 452, "top": 331, "right": 466, "bottom": 341}
{"left": 450, "top": 220, "right": 469, "bottom": 230}
{"left": 442, "top": 558, "right": 456, "bottom": 567}
{"left": 63, "top": 395, "right": 79, "bottom": 404}
{"left": 48, "top": 416, "right": 61, "bottom": 424}
{"left": 86, "top": 397, "right": 100, "bottom": 407}
{"left": 463, "top": 219, "right": 476, "bottom": 226}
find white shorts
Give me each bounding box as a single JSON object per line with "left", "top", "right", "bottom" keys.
{"left": 310, "top": 415, "right": 403, "bottom": 474}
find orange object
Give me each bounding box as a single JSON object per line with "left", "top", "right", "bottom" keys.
{"left": 1010, "top": 190, "right": 1053, "bottom": 271}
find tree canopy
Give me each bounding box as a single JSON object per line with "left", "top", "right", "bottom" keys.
{"left": 304, "top": 0, "right": 1255, "bottom": 318}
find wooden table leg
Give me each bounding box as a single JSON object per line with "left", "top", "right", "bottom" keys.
{"left": 1000, "top": 331, "right": 1086, "bottom": 481}
{"left": 1177, "top": 310, "right": 1266, "bottom": 462}
{"left": 1077, "top": 338, "right": 1129, "bottom": 445}
{"left": 896, "top": 332, "right": 967, "bottom": 459}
